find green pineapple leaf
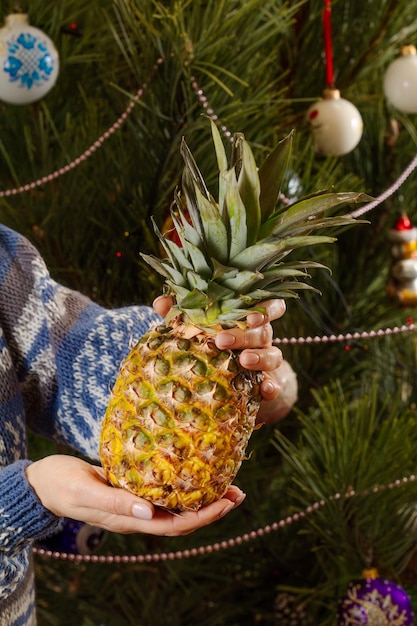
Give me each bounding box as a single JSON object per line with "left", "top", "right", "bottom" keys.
{"left": 265, "top": 215, "right": 363, "bottom": 239}
{"left": 237, "top": 138, "right": 262, "bottom": 246}
{"left": 141, "top": 123, "right": 368, "bottom": 328}
{"left": 222, "top": 270, "right": 265, "bottom": 293}
{"left": 210, "top": 120, "right": 229, "bottom": 214}
{"left": 182, "top": 238, "right": 212, "bottom": 277}
{"left": 186, "top": 270, "right": 209, "bottom": 291}
{"left": 186, "top": 180, "right": 229, "bottom": 263}
{"left": 259, "top": 191, "right": 367, "bottom": 240}
{"left": 207, "top": 281, "right": 236, "bottom": 305}
{"left": 231, "top": 235, "right": 337, "bottom": 270}
{"left": 263, "top": 260, "right": 329, "bottom": 273}
{"left": 223, "top": 166, "right": 248, "bottom": 260}
{"left": 180, "top": 135, "right": 210, "bottom": 200}
{"left": 150, "top": 217, "right": 193, "bottom": 272}
{"left": 172, "top": 191, "right": 202, "bottom": 248}
{"left": 211, "top": 259, "right": 239, "bottom": 282}
{"left": 246, "top": 284, "right": 321, "bottom": 300}
{"left": 178, "top": 289, "right": 207, "bottom": 310}
{"left": 258, "top": 130, "right": 293, "bottom": 222}
{"left": 141, "top": 253, "right": 187, "bottom": 286}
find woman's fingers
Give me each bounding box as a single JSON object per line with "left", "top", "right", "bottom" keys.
{"left": 246, "top": 299, "right": 286, "bottom": 326}
{"left": 26, "top": 455, "right": 245, "bottom": 537}
{"left": 215, "top": 299, "right": 285, "bottom": 354}
{"left": 141, "top": 492, "right": 244, "bottom": 537}
{"left": 154, "top": 297, "right": 286, "bottom": 333}
{"left": 239, "top": 345, "right": 283, "bottom": 373}
{"left": 216, "top": 320, "right": 273, "bottom": 350}
{"left": 152, "top": 295, "right": 174, "bottom": 318}
{"left": 259, "top": 374, "right": 281, "bottom": 401}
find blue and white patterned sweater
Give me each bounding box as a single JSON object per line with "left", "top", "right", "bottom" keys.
{"left": 0, "top": 225, "right": 160, "bottom": 625}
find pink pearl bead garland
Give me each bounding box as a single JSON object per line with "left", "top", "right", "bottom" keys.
{"left": 190, "top": 76, "right": 233, "bottom": 143}
{"left": 2, "top": 70, "right": 415, "bottom": 566}
{"left": 190, "top": 76, "right": 291, "bottom": 207}
{"left": 191, "top": 78, "right": 417, "bottom": 345}
{"left": 348, "top": 151, "right": 417, "bottom": 220}
{"left": 2, "top": 67, "right": 412, "bottom": 346}
{"left": 0, "top": 57, "right": 164, "bottom": 198}
{"left": 32, "top": 474, "right": 416, "bottom": 563}
{"left": 1, "top": 60, "right": 416, "bottom": 220}
{"left": 273, "top": 321, "right": 415, "bottom": 346}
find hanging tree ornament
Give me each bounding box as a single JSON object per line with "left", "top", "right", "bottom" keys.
{"left": 337, "top": 568, "right": 414, "bottom": 625}
{"left": 307, "top": 0, "right": 363, "bottom": 156}
{"left": 0, "top": 12, "right": 59, "bottom": 105}
{"left": 36, "top": 518, "right": 107, "bottom": 556}
{"left": 384, "top": 45, "right": 417, "bottom": 114}
{"left": 387, "top": 213, "right": 417, "bottom": 306}
{"left": 274, "top": 592, "right": 313, "bottom": 626}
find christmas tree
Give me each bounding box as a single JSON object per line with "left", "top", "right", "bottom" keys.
{"left": 2, "top": 0, "right": 417, "bottom": 623}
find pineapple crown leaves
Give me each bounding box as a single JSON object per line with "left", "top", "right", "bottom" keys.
{"left": 141, "top": 121, "right": 369, "bottom": 328}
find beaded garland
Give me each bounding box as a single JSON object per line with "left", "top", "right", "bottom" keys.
{"left": 33, "top": 474, "right": 416, "bottom": 564}
{"left": 0, "top": 55, "right": 415, "bottom": 566}
{"left": 0, "top": 60, "right": 415, "bottom": 347}
{"left": 1, "top": 57, "right": 416, "bottom": 225}
{"left": 0, "top": 57, "right": 164, "bottom": 198}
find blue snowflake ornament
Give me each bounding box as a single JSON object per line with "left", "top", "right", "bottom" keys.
{"left": 0, "top": 14, "right": 59, "bottom": 105}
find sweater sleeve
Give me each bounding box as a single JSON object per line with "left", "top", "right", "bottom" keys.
{"left": 0, "top": 459, "right": 61, "bottom": 601}
{"left": 0, "top": 225, "right": 161, "bottom": 595}
{"left": 23, "top": 290, "right": 161, "bottom": 460}
{"left": 0, "top": 461, "right": 60, "bottom": 552}
{"left": 2, "top": 226, "right": 161, "bottom": 460}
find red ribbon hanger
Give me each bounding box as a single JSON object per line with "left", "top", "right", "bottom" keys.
{"left": 323, "top": 0, "right": 335, "bottom": 87}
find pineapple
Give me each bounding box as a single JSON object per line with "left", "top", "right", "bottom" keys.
{"left": 99, "top": 121, "right": 365, "bottom": 512}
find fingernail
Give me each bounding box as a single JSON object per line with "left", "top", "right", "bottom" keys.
{"left": 132, "top": 502, "right": 153, "bottom": 520}
{"left": 219, "top": 502, "right": 235, "bottom": 518}
{"left": 216, "top": 333, "right": 236, "bottom": 349}
{"left": 263, "top": 380, "right": 277, "bottom": 395}
{"left": 233, "top": 492, "right": 246, "bottom": 506}
{"left": 247, "top": 312, "right": 265, "bottom": 327}
{"left": 241, "top": 352, "right": 260, "bottom": 366}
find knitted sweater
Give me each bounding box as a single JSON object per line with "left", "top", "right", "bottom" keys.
{"left": 0, "top": 225, "right": 160, "bottom": 625}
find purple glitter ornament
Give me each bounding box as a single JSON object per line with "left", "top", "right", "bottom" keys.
{"left": 337, "top": 568, "right": 414, "bottom": 625}
{"left": 37, "top": 518, "right": 107, "bottom": 555}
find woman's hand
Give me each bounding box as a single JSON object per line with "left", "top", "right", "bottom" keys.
{"left": 214, "top": 299, "right": 285, "bottom": 402}
{"left": 153, "top": 295, "right": 286, "bottom": 403}
{"left": 26, "top": 455, "right": 245, "bottom": 537}
{"left": 26, "top": 298, "right": 288, "bottom": 536}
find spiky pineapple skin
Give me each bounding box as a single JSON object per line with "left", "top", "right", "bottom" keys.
{"left": 99, "top": 322, "right": 262, "bottom": 511}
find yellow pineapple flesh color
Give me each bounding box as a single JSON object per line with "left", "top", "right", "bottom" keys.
{"left": 100, "top": 320, "right": 262, "bottom": 511}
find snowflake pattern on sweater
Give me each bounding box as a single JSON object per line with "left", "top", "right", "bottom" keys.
{"left": 0, "top": 225, "right": 160, "bottom": 624}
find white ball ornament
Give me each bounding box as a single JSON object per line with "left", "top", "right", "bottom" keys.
{"left": 383, "top": 45, "right": 417, "bottom": 113}
{"left": 307, "top": 88, "right": 363, "bottom": 156}
{"left": 0, "top": 13, "right": 59, "bottom": 105}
